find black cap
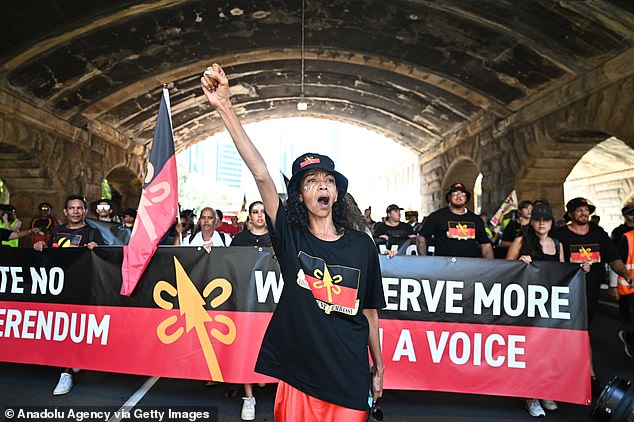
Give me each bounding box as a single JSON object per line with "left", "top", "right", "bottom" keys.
{"left": 622, "top": 205, "right": 634, "bottom": 216}
{"left": 446, "top": 182, "right": 471, "bottom": 202}
{"left": 386, "top": 204, "right": 404, "bottom": 214}
{"left": 121, "top": 208, "right": 137, "bottom": 218}
{"left": 288, "top": 153, "right": 348, "bottom": 195}
{"left": 565, "top": 197, "right": 596, "bottom": 215}
{"left": 531, "top": 203, "right": 554, "bottom": 221}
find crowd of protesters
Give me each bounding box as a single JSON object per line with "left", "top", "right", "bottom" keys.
{"left": 3, "top": 81, "right": 633, "bottom": 420}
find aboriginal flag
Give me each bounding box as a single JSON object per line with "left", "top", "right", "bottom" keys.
{"left": 120, "top": 86, "right": 179, "bottom": 296}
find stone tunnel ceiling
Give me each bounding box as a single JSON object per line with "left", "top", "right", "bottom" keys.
{"left": 1, "top": 0, "right": 634, "bottom": 155}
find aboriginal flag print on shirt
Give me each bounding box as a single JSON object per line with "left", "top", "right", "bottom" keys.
{"left": 52, "top": 232, "right": 84, "bottom": 248}
{"left": 48, "top": 225, "right": 102, "bottom": 248}
{"left": 447, "top": 220, "right": 476, "bottom": 240}
{"left": 569, "top": 243, "right": 601, "bottom": 263}
{"left": 298, "top": 251, "right": 360, "bottom": 315}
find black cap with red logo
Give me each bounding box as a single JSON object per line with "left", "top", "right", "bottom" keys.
{"left": 288, "top": 153, "right": 348, "bottom": 195}
{"left": 565, "top": 197, "right": 596, "bottom": 215}
{"left": 445, "top": 183, "right": 471, "bottom": 202}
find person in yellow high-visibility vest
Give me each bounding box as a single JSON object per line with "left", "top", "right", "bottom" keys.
{"left": 0, "top": 204, "right": 22, "bottom": 247}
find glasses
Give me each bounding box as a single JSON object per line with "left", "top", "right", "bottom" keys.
{"left": 450, "top": 191, "right": 466, "bottom": 196}
{"left": 40, "top": 207, "right": 50, "bottom": 211}
{"left": 96, "top": 204, "right": 111, "bottom": 211}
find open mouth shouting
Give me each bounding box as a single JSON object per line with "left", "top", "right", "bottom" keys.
{"left": 317, "top": 193, "right": 331, "bottom": 208}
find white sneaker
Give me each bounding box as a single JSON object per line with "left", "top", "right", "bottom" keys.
{"left": 540, "top": 399, "right": 558, "bottom": 411}
{"left": 241, "top": 396, "right": 256, "bottom": 421}
{"left": 525, "top": 398, "right": 545, "bottom": 417}
{"left": 53, "top": 373, "right": 73, "bottom": 395}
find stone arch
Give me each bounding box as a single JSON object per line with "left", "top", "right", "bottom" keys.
{"left": 511, "top": 74, "right": 634, "bottom": 216}
{"left": 440, "top": 157, "right": 480, "bottom": 210}
{"left": 564, "top": 137, "right": 634, "bottom": 232}
{"left": 104, "top": 166, "right": 143, "bottom": 211}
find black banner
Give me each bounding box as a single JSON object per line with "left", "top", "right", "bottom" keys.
{"left": 0, "top": 246, "right": 591, "bottom": 404}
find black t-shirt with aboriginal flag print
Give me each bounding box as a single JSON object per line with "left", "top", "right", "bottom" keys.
{"left": 418, "top": 207, "right": 491, "bottom": 257}
{"left": 48, "top": 224, "right": 104, "bottom": 248}
{"left": 554, "top": 224, "right": 618, "bottom": 319}
{"left": 255, "top": 199, "right": 385, "bottom": 411}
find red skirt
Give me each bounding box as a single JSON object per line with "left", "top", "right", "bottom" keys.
{"left": 274, "top": 381, "right": 367, "bottom": 422}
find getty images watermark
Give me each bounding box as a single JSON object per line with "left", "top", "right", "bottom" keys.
{"left": 3, "top": 406, "right": 218, "bottom": 422}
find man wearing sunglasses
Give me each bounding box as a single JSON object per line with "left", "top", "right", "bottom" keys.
{"left": 95, "top": 199, "right": 115, "bottom": 222}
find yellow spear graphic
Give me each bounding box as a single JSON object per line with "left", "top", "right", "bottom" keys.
{"left": 173, "top": 258, "right": 225, "bottom": 381}
{"left": 154, "top": 257, "right": 235, "bottom": 382}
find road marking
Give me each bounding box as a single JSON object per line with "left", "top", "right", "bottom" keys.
{"left": 107, "top": 376, "right": 160, "bottom": 422}
{"left": 599, "top": 299, "right": 618, "bottom": 309}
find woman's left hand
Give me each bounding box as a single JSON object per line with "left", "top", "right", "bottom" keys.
{"left": 518, "top": 255, "right": 532, "bottom": 264}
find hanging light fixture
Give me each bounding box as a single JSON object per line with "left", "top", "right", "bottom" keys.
{"left": 297, "top": 0, "right": 308, "bottom": 111}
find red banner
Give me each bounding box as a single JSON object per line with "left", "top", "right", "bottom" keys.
{"left": 0, "top": 247, "right": 591, "bottom": 404}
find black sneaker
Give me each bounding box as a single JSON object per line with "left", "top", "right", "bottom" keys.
{"left": 618, "top": 330, "right": 633, "bottom": 359}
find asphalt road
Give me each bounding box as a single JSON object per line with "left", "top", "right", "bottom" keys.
{"left": 1, "top": 296, "right": 633, "bottom": 422}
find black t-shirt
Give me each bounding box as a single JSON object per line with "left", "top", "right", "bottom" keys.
{"left": 611, "top": 224, "right": 634, "bottom": 246}
{"left": 554, "top": 224, "right": 618, "bottom": 311}
{"left": 230, "top": 230, "right": 272, "bottom": 247}
{"left": 418, "top": 207, "right": 491, "bottom": 257}
{"left": 48, "top": 224, "right": 104, "bottom": 248}
{"left": 618, "top": 234, "right": 630, "bottom": 262}
{"left": 255, "top": 199, "right": 385, "bottom": 411}
{"left": 372, "top": 221, "right": 414, "bottom": 247}
{"left": 501, "top": 220, "right": 524, "bottom": 243}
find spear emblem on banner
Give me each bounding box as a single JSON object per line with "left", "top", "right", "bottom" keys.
{"left": 154, "top": 257, "right": 235, "bottom": 381}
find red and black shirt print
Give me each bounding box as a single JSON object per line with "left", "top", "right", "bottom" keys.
{"left": 446, "top": 220, "right": 476, "bottom": 240}
{"left": 297, "top": 251, "right": 360, "bottom": 315}
{"left": 51, "top": 231, "right": 86, "bottom": 248}
{"left": 569, "top": 243, "right": 601, "bottom": 263}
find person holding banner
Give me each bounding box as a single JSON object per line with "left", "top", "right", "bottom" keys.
{"left": 373, "top": 204, "right": 415, "bottom": 257}
{"left": 417, "top": 182, "right": 494, "bottom": 258}
{"left": 506, "top": 202, "right": 573, "bottom": 417}
{"left": 555, "top": 197, "right": 633, "bottom": 396}
{"left": 201, "top": 63, "right": 385, "bottom": 422}
{"left": 32, "top": 194, "right": 104, "bottom": 395}
{"left": 229, "top": 200, "right": 271, "bottom": 420}
{"left": 174, "top": 207, "right": 231, "bottom": 248}
{"left": 556, "top": 198, "right": 632, "bottom": 323}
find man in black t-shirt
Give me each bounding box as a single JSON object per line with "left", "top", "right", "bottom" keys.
{"left": 32, "top": 194, "right": 103, "bottom": 397}
{"left": 417, "top": 183, "right": 493, "bottom": 258}
{"left": 555, "top": 197, "right": 632, "bottom": 393}
{"left": 611, "top": 205, "right": 634, "bottom": 246}
{"left": 372, "top": 204, "right": 415, "bottom": 256}
{"left": 610, "top": 205, "right": 634, "bottom": 322}
{"left": 554, "top": 197, "right": 631, "bottom": 322}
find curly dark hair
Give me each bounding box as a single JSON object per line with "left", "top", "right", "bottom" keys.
{"left": 286, "top": 183, "right": 357, "bottom": 234}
